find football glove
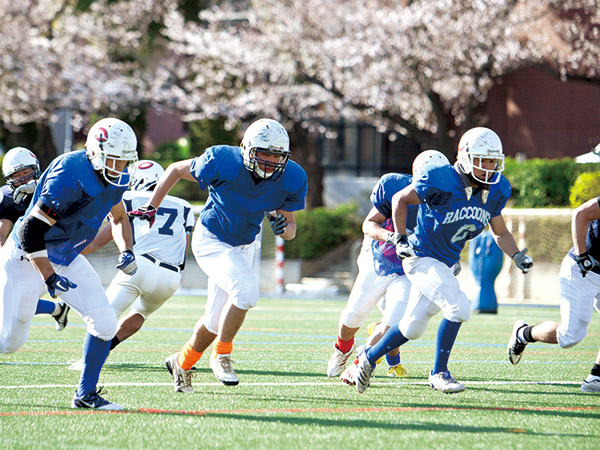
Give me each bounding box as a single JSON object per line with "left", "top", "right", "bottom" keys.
{"left": 452, "top": 261, "right": 462, "bottom": 277}
{"left": 512, "top": 248, "right": 533, "bottom": 273}
{"left": 395, "top": 234, "right": 415, "bottom": 259}
{"left": 127, "top": 204, "right": 157, "bottom": 227}
{"left": 13, "top": 180, "right": 37, "bottom": 204}
{"left": 575, "top": 252, "right": 598, "bottom": 278}
{"left": 116, "top": 249, "right": 137, "bottom": 275}
{"left": 45, "top": 273, "right": 77, "bottom": 299}
{"left": 385, "top": 232, "right": 403, "bottom": 246}
{"left": 266, "top": 213, "right": 287, "bottom": 236}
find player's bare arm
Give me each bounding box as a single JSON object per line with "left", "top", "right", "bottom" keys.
{"left": 0, "top": 219, "right": 13, "bottom": 247}
{"left": 81, "top": 222, "right": 112, "bottom": 255}
{"left": 489, "top": 215, "right": 521, "bottom": 256}
{"left": 362, "top": 207, "right": 389, "bottom": 242}
{"left": 276, "top": 209, "right": 297, "bottom": 240}
{"left": 572, "top": 198, "right": 600, "bottom": 255}
{"left": 108, "top": 201, "right": 134, "bottom": 253}
{"left": 146, "top": 159, "right": 196, "bottom": 209}
{"left": 391, "top": 185, "right": 420, "bottom": 235}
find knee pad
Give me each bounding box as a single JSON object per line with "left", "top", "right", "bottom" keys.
{"left": 557, "top": 322, "right": 588, "bottom": 349}
{"left": 88, "top": 310, "right": 118, "bottom": 340}
{"left": 230, "top": 284, "right": 259, "bottom": 310}
{"left": 443, "top": 295, "right": 471, "bottom": 323}
{"left": 400, "top": 317, "right": 428, "bottom": 340}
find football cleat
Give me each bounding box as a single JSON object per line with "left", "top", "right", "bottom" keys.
{"left": 428, "top": 370, "right": 465, "bottom": 394}
{"left": 340, "top": 361, "right": 359, "bottom": 386}
{"left": 53, "top": 301, "right": 70, "bottom": 332}
{"left": 210, "top": 353, "right": 239, "bottom": 386}
{"left": 581, "top": 374, "right": 600, "bottom": 393}
{"left": 387, "top": 363, "right": 408, "bottom": 378}
{"left": 355, "top": 349, "right": 375, "bottom": 394}
{"left": 366, "top": 322, "right": 383, "bottom": 364}
{"left": 327, "top": 342, "right": 355, "bottom": 377}
{"left": 71, "top": 387, "right": 124, "bottom": 411}
{"left": 507, "top": 320, "right": 528, "bottom": 365}
{"left": 165, "top": 353, "right": 195, "bottom": 393}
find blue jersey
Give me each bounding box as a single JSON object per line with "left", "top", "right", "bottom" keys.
{"left": 369, "top": 173, "right": 418, "bottom": 276}
{"left": 190, "top": 145, "right": 308, "bottom": 246}
{"left": 0, "top": 185, "right": 29, "bottom": 223}
{"left": 409, "top": 164, "right": 511, "bottom": 266}
{"left": 567, "top": 196, "right": 600, "bottom": 275}
{"left": 13, "top": 150, "right": 128, "bottom": 266}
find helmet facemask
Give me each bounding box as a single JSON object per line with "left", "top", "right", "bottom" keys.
{"left": 241, "top": 118, "right": 291, "bottom": 182}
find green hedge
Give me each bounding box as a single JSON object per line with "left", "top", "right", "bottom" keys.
{"left": 284, "top": 202, "right": 363, "bottom": 259}
{"left": 503, "top": 157, "right": 600, "bottom": 207}
{"left": 569, "top": 171, "right": 600, "bottom": 208}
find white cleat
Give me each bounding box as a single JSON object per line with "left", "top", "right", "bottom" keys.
{"left": 210, "top": 353, "right": 239, "bottom": 386}
{"left": 327, "top": 342, "right": 355, "bottom": 378}
{"left": 581, "top": 374, "right": 600, "bottom": 393}
{"left": 340, "top": 361, "right": 359, "bottom": 386}
{"left": 428, "top": 370, "right": 465, "bottom": 394}
{"left": 355, "top": 350, "right": 375, "bottom": 394}
{"left": 165, "top": 353, "right": 195, "bottom": 393}
{"left": 507, "top": 320, "right": 528, "bottom": 365}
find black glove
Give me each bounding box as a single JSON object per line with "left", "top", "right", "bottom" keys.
{"left": 45, "top": 273, "right": 77, "bottom": 299}
{"left": 576, "top": 252, "right": 598, "bottom": 278}
{"left": 395, "top": 234, "right": 415, "bottom": 259}
{"left": 266, "top": 213, "right": 287, "bottom": 235}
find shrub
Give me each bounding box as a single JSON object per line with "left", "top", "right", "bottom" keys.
{"left": 284, "top": 202, "right": 363, "bottom": 259}
{"left": 569, "top": 171, "right": 600, "bottom": 208}
{"left": 503, "top": 157, "right": 600, "bottom": 207}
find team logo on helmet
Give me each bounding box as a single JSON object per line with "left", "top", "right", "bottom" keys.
{"left": 95, "top": 128, "right": 109, "bottom": 143}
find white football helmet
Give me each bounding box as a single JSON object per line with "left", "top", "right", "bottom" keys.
{"left": 241, "top": 118, "right": 290, "bottom": 180}
{"left": 85, "top": 118, "right": 138, "bottom": 187}
{"left": 130, "top": 160, "right": 165, "bottom": 192}
{"left": 457, "top": 127, "right": 505, "bottom": 185}
{"left": 2, "top": 146, "right": 40, "bottom": 191}
{"left": 412, "top": 149, "right": 450, "bottom": 178}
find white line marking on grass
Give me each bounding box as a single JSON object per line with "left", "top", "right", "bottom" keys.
{"left": 0, "top": 380, "right": 584, "bottom": 390}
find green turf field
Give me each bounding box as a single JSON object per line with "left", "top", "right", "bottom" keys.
{"left": 1, "top": 295, "right": 598, "bottom": 449}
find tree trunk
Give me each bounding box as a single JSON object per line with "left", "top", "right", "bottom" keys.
{"left": 288, "top": 123, "right": 324, "bottom": 209}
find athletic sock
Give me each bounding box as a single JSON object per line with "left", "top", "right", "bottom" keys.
{"left": 386, "top": 353, "right": 401, "bottom": 367}
{"left": 34, "top": 299, "right": 56, "bottom": 315}
{"left": 77, "top": 333, "right": 111, "bottom": 397}
{"left": 109, "top": 336, "right": 121, "bottom": 351}
{"left": 432, "top": 318, "right": 462, "bottom": 374}
{"left": 178, "top": 342, "right": 203, "bottom": 370}
{"left": 335, "top": 337, "right": 354, "bottom": 354}
{"left": 517, "top": 325, "right": 536, "bottom": 343}
{"left": 590, "top": 364, "right": 600, "bottom": 377}
{"left": 213, "top": 340, "right": 233, "bottom": 356}
{"left": 366, "top": 326, "right": 408, "bottom": 366}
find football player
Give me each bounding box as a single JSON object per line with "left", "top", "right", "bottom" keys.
{"left": 0, "top": 147, "right": 70, "bottom": 331}
{"left": 0, "top": 118, "right": 138, "bottom": 410}
{"left": 68, "top": 160, "right": 194, "bottom": 370}
{"left": 354, "top": 127, "right": 532, "bottom": 394}
{"left": 328, "top": 150, "right": 451, "bottom": 383}
{"left": 129, "top": 118, "right": 308, "bottom": 393}
{"left": 507, "top": 194, "right": 600, "bottom": 393}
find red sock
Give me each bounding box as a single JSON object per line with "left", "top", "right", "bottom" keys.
{"left": 336, "top": 337, "right": 354, "bottom": 354}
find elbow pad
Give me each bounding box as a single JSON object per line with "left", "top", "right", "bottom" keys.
{"left": 17, "top": 214, "right": 52, "bottom": 256}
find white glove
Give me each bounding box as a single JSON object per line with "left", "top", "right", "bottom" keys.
{"left": 13, "top": 180, "right": 37, "bottom": 204}
{"left": 512, "top": 248, "right": 533, "bottom": 274}
{"left": 395, "top": 234, "right": 415, "bottom": 259}
{"left": 452, "top": 261, "right": 462, "bottom": 276}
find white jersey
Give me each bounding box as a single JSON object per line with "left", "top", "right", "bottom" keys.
{"left": 123, "top": 191, "right": 195, "bottom": 267}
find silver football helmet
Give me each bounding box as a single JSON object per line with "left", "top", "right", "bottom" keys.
{"left": 2, "top": 147, "right": 40, "bottom": 191}
{"left": 412, "top": 149, "right": 450, "bottom": 178}
{"left": 457, "top": 127, "right": 505, "bottom": 185}
{"left": 85, "top": 118, "right": 138, "bottom": 187}
{"left": 241, "top": 118, "right": 290, "bottom": 180}
{"left": 130, "top": 160, "right": 165, "bottom": 192}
